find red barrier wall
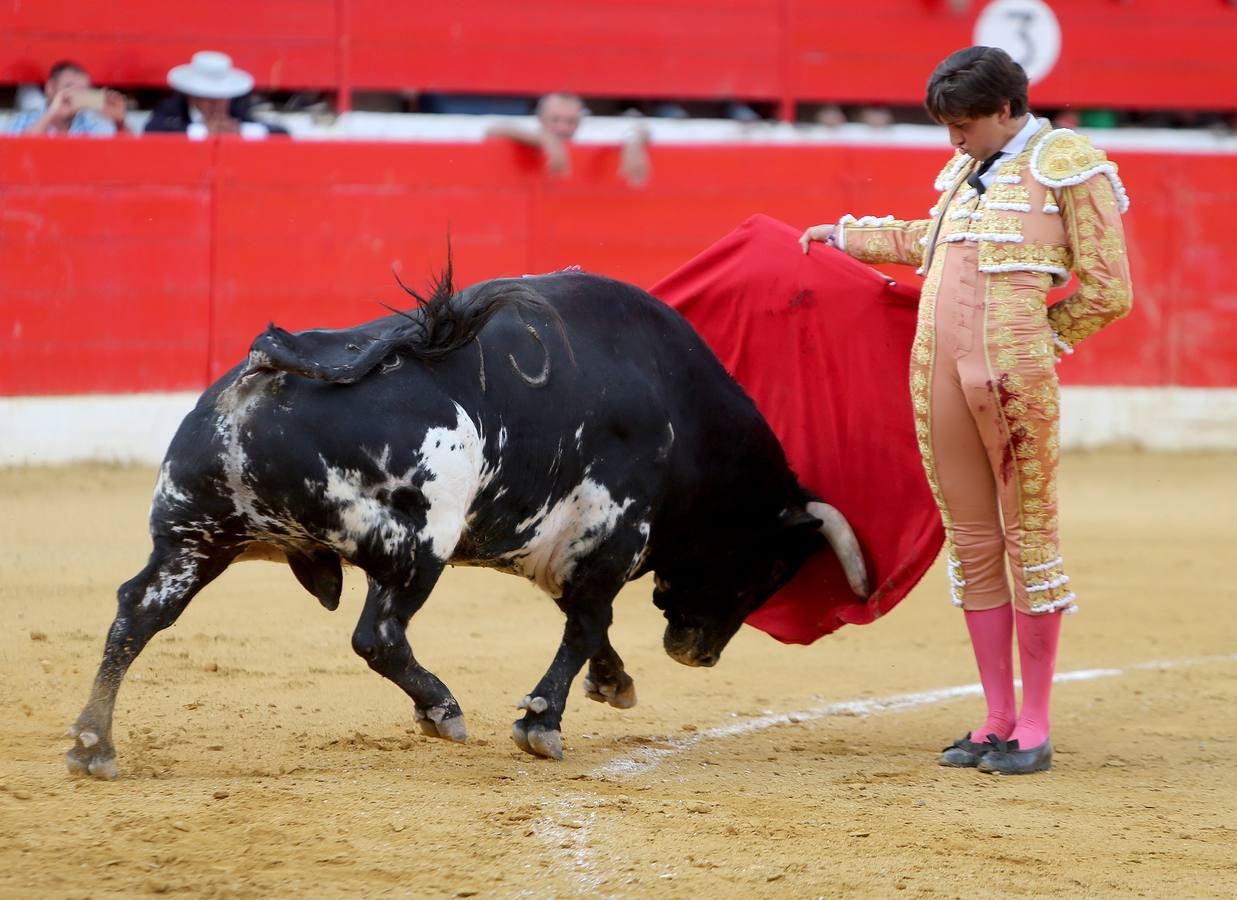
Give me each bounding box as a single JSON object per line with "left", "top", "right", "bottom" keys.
{"left": 0, "top": 2, "right": 338, "bottom": 91}
{"left": 2, "top": 135, "right": 1235, "bottom": 396}
{"left": 2, "top": 2, "right": 1235, "bottom": 112}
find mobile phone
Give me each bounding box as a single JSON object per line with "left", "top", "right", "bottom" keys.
{"left": 71, "top": 88, "right": 107, "bottom": 111}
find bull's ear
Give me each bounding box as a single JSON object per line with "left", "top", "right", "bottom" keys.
{"left": 779, "top": 506, "right": 822, "bottom": 532}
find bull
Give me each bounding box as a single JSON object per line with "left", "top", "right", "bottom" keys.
{"left": 66, "top": 267, "right": 867, "bottom": 778}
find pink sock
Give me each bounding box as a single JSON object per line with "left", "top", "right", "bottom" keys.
{"left": 1011, "top": 610, "right": 1064, "bottom": 749}
{"left": 964, "top": 604, "right": 1016, "bottom": 743}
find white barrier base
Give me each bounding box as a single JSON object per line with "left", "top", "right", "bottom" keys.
{"left": 1062, "top": 387, "right": 1237, "bottom": 451}
{"left": 1, "top": 392, "right": 200, "bottom": 466}
{"left": 2, "top": 388, "right": 1236, "bottom": 466}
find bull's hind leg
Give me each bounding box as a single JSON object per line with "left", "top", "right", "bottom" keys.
{"left": 66, "top": 540, "right": 231, "bottom": 779}
{"left": 582, "top": 636, "right": 637, "bottom": 709}
{"left": 351, "top": 565, "right": 466, "bottom": 742}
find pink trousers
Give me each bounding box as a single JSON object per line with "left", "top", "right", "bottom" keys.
{"left": 909, "top": 241, "right": 1076, "bottom": 614}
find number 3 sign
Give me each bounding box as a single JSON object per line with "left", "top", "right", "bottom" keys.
{"left": 974, "top": 0, "right": 1062, "bottom": 85}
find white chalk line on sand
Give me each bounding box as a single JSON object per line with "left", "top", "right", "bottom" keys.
{"left": 590, "top": 653, "right": 1237, "bottom": 780}
{"left": 531, "top": 652, "right": 1237, "bottom": 893}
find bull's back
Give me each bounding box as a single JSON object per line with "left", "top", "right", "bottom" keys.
{"left": 153, "top": 271, "right": 783, "bottom": 560}
{"left": 518, "top": 273, "right": 759, "bottom": 426}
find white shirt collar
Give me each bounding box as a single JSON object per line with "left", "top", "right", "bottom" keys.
{"left": 998, "top": 113, "right": 1041, "bottom": 160}
{"left": 973, "top": 114, "right": 1041, "bottom": 190}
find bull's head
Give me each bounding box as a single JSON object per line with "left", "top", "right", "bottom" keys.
{"left": 654, "top": 501, "right": 868, "bottom": 667}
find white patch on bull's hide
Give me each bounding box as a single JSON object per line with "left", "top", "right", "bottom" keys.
{"left": 139, "top": 555, "right": 200, "bottom": 609}
{"left": 309, "top": 405, "right": 491, "bottom": 562}
{"left": 153, "top": 462, "right": 190, "bottom": 508}
{"left": 154, "top": 465, "right": 231, "bottom": 547}
{"left": 214, "top": 376, "right": 282, "bottom": 528}
{"left": 574, "top": 424, "right": 584, "bottom": 449}
{"left": 320, "top": 464, "right": 412, "bottom": 557}
{"left": 418, "top": 405, "right": 493, "bottom": 561}
{"left": 504, "top": 475, "right": 633, "bottom": 598}
{"left": 657, "top": 422, "right": 675, "bottom": 461}
{"left": 169, "top": 522, "right": 218, "bottom": 545}
{"left": 626, "top": 521, "right": 652, "bottom": 580}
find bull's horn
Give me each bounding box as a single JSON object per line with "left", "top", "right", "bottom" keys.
{"left": 806, "top": 501, "right": 869, "bottom": 597}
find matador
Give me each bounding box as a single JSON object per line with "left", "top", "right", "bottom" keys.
{"left": 802, "top": 46, "right": 1133, "bottom": 774}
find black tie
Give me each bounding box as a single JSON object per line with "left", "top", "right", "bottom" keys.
{"left": 967, "top": 152, "right": 1003, "bottom": 196}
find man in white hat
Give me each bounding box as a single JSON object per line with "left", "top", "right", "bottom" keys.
{"left": 145, "top": 51, "right": 286, "bottom": 138}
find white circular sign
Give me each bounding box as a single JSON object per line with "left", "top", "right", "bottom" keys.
{"left": 974, "top": 0, "right": 1062, "bottom": 85}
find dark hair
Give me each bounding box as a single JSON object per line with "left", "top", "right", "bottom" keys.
{"left": 48, "top": 60, "right": 87, "bottom": 82}
{"left": 925, "top": 46, "right": 1028, "bottom": 124}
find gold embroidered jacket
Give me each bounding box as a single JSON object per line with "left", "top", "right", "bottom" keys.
{"left": 839, "top": 125, "right": 1133, "bottom": 349}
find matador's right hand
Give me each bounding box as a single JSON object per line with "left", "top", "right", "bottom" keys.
{"left": 799, "top": 223, "right": 836, "bottom": 254}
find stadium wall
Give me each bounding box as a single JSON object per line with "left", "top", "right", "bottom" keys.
{"left": 2, "top": 1, "right": 1234, "bottom": 114}
{"left": 2, "top": 135, "right": 1235, "bottom": 462}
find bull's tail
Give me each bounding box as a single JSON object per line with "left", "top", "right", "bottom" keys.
{"left": 243, "top": 266, "right": 569, "bottom": 385}
{"left": 244, "top": 325, "right": 397, "bottom": 384}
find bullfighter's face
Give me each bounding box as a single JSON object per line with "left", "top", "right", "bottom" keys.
{"left": 943, "top": 101, "right": 1020, "bottom": 161}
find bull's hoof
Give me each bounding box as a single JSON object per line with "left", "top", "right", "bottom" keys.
{"left": 64, "top": 729, "right": 119, "bottom": 780}
{"left": 414, "top": 706, "right": 467, "bottom": 742}
{"left": 583, "top": 673, "right": 637, "bottom": 709}
{"left": 511, "top": 719, "right": 563, "bottom": 760}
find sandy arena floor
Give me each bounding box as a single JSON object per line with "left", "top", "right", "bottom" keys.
{"left": 1, "top": 452, "right": 1234, "bottom": 898}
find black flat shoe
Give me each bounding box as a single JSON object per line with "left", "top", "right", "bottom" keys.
{"left": 977, "top": 737, "right": 1053, "bottom": 775}
{"left": 938, "top": 734, "right": 997, "bottom": 768}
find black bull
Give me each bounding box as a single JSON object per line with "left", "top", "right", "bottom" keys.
{"left": 66, "top": 270, "right": 868, "bottom": 777}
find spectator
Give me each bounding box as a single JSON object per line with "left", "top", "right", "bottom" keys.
{"left": 6, "top": 60, "right": 128, "bottom": 136}
{"left": 857, "top": 105, "right": 894, "bottom": 128}
{"left": 814, "top": 104, "right": 848, "bottom": 128}
{"left": 724, "top": 101, "right": 762, "bottom": 122}
{"left": 486, "top": 91, "right": 650, "bottom": 187}
{"left": 145, "top": 51, "right": 287, "bottom": 139}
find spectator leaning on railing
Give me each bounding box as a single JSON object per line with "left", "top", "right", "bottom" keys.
{"left": 485, "top": 91, "right": 649, "bottom": 187}
{"left": 5, "top": 61, "right": 129, "bottom": 136}
{"left": 144, "top": 51, "right": 287, "bottom": 139}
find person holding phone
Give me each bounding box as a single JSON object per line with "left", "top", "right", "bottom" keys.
{"left": 6, "top": 61, "right": 128, "bottom": 136}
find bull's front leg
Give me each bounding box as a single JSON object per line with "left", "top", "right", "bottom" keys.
{"left": 582, "top": 636, "right": 637, "bottom": 709}
{"left": 512, "top": 576, "right": 620, "bottom": 760}
{"left": 351, "top": 565, "right": 466, "bottom": 742}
